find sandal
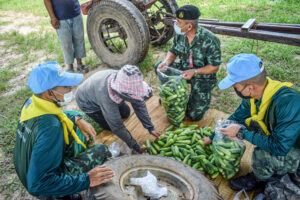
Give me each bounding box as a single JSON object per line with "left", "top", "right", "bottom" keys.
{"left": 76, "top": 65, "right": 89, "bottom": 73}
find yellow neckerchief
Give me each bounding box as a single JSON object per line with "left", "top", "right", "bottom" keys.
{"left": 245, "top": 77, "right": 293, "bottom": 135}
{"left": 20, "top": 95, "right": 86, "bottom": 148}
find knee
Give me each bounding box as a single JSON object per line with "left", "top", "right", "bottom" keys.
{"left": 93, "top": 144, "right": 112, "bottom": 158}
{"left": 119, "top": 103, "right": 130, "bottom": 119}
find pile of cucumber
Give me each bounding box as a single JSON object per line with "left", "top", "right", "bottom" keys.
{"left": 144, "top": 124, "right": 220, "bottom": 179}
{"left": 158, "top": 77, "right": 189, "bottom": 126}
{"left": 213, "top": 138, "right": 246, "bottom": 179}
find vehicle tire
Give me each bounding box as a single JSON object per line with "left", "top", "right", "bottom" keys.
{"left": 142, "top": 0, "right": 177, "bottom": 46}
{"left": 88, "top": 155, "right": 222, "bottom": 200}
{"left": 87, "top": 0, "right": 150, "bottom": 68}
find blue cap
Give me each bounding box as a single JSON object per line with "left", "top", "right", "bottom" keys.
{"left": 218, "top": 54, "right": 264, "bottom": 90}
{"left": 28, "top": 61, "right": 83, "bottom": 94}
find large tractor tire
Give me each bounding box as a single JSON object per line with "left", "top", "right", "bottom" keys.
{"left": 142, "top": 0, "right": 177, "bottom": 46}
{"left": 87, "top": 0, "right": 150, "bottom": 68}
{"left": 88, "top": 155, "right": 222, "bottom": 200}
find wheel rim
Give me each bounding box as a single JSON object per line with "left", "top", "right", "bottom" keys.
{"left": 119, "top": 166, "right": 195, "bottom": 199}
{"left": 99, "top": 18, "right": 128, "bottom": 54}
{"left": 142, "top": 0, "right": 172, "bottom": 44}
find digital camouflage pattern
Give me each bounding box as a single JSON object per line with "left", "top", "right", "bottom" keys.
{"left": 155, "top": 25, "right": 221, "bottom": 121}
{"left": 251, "top": 147, "right": 300, "bottom": 181}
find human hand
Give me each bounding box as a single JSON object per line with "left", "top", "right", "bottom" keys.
{"left": 88, "top": 165, "right": 115, "bottom": 187}
{"left": 76, "top": 118, "right": 96, "bottom": 143}
{"left": 157, "top": 62, "right": 168, "bottom": 72}
{"left": 150, "top": 130, "right": 162, "bottom": 138}
{"left": 138, "top": 146, "right": 150, "bottom": 154}
{"left": 51, "top": 17, "right": 60, "bottom": 29}
{"left": 220, "top": 124, "right": 241, "bottom": 137}
{"left": 181, "top": 69, "right": 195, "bottom": 80}
{"left": 202, "top": 137, "right": 212, "bottom": 149}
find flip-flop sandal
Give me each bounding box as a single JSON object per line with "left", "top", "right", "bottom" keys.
{"left": 77, "top": 65, "right": 89, "bottom": 73}
{"left": 67, "top": 68, "right": 75, "bottom": 73}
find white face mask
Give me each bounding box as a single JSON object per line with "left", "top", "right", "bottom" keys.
{"left": 52, "top": 90, "right": 73, "bottom": 106}
{"left": 174, "top": 23, "right": 189, "bottom": 35}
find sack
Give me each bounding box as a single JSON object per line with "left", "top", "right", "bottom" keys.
{"left": 212, "top": 120, "right": 246, "bottom": 179}
{"left": 157, "top": 67, "right": 189, "bottom": 126}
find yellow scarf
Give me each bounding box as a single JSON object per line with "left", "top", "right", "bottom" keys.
{"left": 245, "top": 77, "right": 293, "bottom": 135}
{"left": 20, "top": 95, "right": 86, "bottom": 148}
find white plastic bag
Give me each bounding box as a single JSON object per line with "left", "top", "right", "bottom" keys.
{"left": 233, "top": 189, "right": 250, "bottom": 200}
{"left": 130, "top": 171, "right": 168, "bottom": 198}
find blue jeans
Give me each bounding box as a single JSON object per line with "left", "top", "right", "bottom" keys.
{"left": 56, "top": 14, "right": 86, "bottom": 65}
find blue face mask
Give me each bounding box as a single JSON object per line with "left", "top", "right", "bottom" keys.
{"left": 174, "top": 23, "right": 188, "bottom": 35}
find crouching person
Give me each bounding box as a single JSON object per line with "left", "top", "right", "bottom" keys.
{"left": 14, "top": 62, "right": 114, "bottom": 200}
{"left": 76, "top": 65, "right": 162, "bottom": 154}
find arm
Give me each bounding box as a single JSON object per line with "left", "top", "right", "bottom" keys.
{"left": 131, "top": 101, "right": 154, "bottom": 132}
{"left": 157, "top": 51, "right": 177, "bottom": 72}
{"left": 182, "top": 38, "right": 222, "bottom": 80}
{"left": 26, "top": 117, "right": 89, "bottom": 196}
{"left": 43, "top": 0, "right": 60, "bottom": 29}
{"left": 100, "top": 101, "right": 140, "bottom": 151}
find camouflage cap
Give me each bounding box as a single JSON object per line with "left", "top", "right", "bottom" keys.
{"left": 176, "top": 5, "right": 201, "bottom": 20}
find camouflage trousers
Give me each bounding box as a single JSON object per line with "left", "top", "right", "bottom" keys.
{"left": 251, "top": 147, "right": 300, "bottom": 181}
{"left": 155, "top": 61, "right": 216, "bottom": 121}
{"left": 62, "top": 111, "right": 112, "bottom": 175}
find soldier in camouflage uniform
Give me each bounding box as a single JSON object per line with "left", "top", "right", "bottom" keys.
{"left": 155, "top": 5, "right": 221, "bottom": 121}
{"left": 14, "top": 62, "right": 114, "bottom": 200}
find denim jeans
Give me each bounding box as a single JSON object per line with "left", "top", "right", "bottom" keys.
{"left": 56, "top": 14, "right": 86, "bottom": 65}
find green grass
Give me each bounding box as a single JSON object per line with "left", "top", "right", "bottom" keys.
{"left": 0, "top": 0, "right": 299, "bottom": 197}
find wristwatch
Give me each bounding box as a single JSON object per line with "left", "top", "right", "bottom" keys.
{"left": 194, "top": 68, "right": 198, "bottom": 76}
{"left": 75, "top": 115, "right": 83, "bottom": 124}
{"left": 237, "top": 127, "right": 245, "bottom": 140}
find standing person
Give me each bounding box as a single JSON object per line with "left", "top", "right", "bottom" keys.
{"left": 203, "top": 54, "right": 300, "bottom": 192}
{"left": 155, "top": 5, "right": 222, "bottom": 121}
{"left": 14, "top": 61, "right": 114, "bottom": 199}
{"left": 44, "top": 0, "right": 92, "bottom": 73}
{"left": 76, "top": 65, "right": 161, "bottom": 153}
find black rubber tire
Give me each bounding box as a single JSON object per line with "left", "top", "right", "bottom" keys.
{"left": 145, "top": 0, "right": 176, "bottom": 46}
{"left": 87, "top": 0, "right": 150, "bottom": 68}
{"left": 88, "top": 155, "right": 222, "bottom": 200}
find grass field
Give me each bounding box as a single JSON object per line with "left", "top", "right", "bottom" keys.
{"left": 0, "top": 0, "right": 299, "bottom": 198}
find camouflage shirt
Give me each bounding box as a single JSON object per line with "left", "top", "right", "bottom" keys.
{"left": 169, "top": 25, "right": 222, "bottom": 79}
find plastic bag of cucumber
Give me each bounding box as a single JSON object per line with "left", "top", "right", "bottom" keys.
{"left": 157, "top": 67, "right": 189, "bottom": 126}
{"left": 144, "top": 122, "right": 246, "bottom": 180}
{"left": 213, "top": 120, "right": 246, "bottom": 179}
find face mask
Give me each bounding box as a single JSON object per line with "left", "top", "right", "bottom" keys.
{"left": 51, "top": 90, "right": 73, "bottom": 107}
{"left": 174, "top": 23, "right": 188, "bottom": 35}
{"left": 234, "top": 87, "right": 251, "bottom": 99}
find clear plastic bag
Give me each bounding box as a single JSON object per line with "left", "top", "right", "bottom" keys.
{"left": 157, "top": 67, "right": 189, "bottom": 126}
{"left": 109, "top": 140, "right": 132, "bottom": 158}
{"left": 130, "top": 171, "right": 168, "bottom": 198}
{"left": 212, "top": 120, "right": 246, "bottom": 179}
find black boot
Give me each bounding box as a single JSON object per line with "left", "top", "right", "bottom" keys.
{"left": 60, "top": 193, "right": 82, "bottom": 200}
{"left": 229, "top": 172, "right": 259, "bottom": 191}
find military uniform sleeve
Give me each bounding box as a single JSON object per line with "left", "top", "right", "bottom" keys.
{"left": 26, "top": 115, "right": 90, "bottom": 196}
{"left": 169, "top": 35, "right": 179, "bottom": 55}
{"left": 243, "top": 94, "right": 300, "bottom": 156}
{"left": 205, "top": 36, "right": 222, "bottom": 66}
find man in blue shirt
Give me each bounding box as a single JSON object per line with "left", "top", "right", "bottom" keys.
{"left": 203, "top": 54, "right": 300, "bottom": 191}
{"left": 44, "top": 0, "right": 93, "bottom": 73}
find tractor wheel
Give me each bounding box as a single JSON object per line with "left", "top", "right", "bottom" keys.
{"left": 87, "top": 155, "right": 222, "bottom": 200}
{"left": 87, "top": 0, "right": 150, "bottom": 68}
{"left": 142, "top": 0, "right": 177, "bottom": 46}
